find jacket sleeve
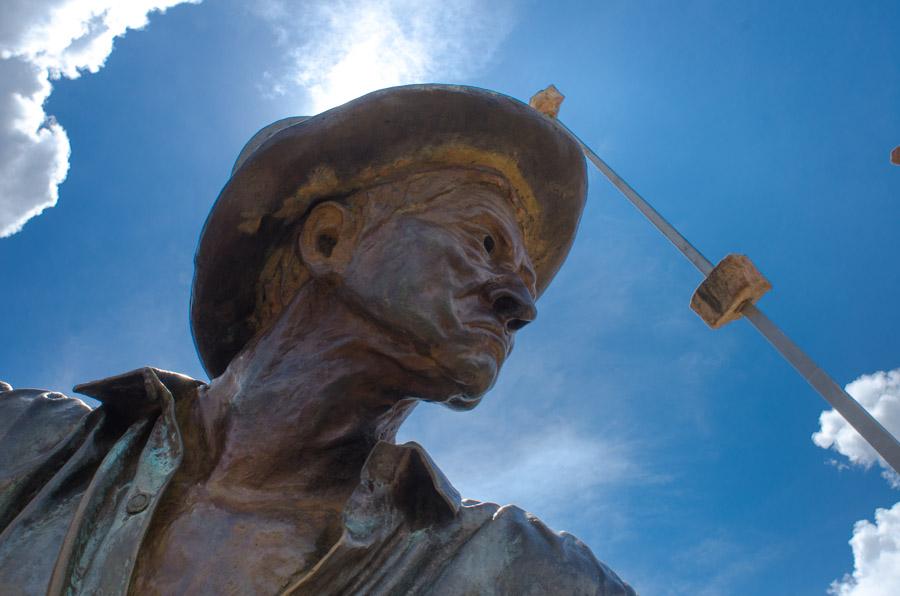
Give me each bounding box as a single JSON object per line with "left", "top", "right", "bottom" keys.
{"left": 489, "top": 505, "right": 637, "bottom": 596}
{"left": 436, "top": 502, "right": 637, "bottom": 596}
{"left": 0, "top": 386, "right": 92, "bottom": 531}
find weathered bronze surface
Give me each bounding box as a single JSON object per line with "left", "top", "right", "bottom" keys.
{"left": 0, "top": 85, "right": 635, "bottom": 595}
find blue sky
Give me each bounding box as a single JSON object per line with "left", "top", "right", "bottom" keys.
{"left": 1, "top": 1, "right": 899, "bottom": 594}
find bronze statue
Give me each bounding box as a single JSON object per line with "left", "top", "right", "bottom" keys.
{"left": 0, "top": 85, "right": 635, "bottom": 595}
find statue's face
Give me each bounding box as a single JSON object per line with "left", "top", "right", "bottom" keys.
{"left": 338, "top": 174, "right": 537, "bottom": 408}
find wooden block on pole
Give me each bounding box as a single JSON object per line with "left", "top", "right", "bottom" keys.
{"left": 529, "top": 85, "right": 565, "bottom": 119}
{"left": 691, "top": 254, "right": 771, "bottom": 329}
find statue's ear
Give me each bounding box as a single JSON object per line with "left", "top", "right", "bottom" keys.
{"left": 298, "top": 201, "right": 358, "bottom": 278}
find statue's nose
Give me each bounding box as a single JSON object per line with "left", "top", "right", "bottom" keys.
{"left": 488, "top": 280, "right": 537, "bottom": 331}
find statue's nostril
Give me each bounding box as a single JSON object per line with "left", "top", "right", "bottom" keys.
{"left": 507, "top": 318, "right": 530, "bottom": 331}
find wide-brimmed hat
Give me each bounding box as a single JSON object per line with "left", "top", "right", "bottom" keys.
{"left": 191, "top": 84, "right": 587, "bottom": 379}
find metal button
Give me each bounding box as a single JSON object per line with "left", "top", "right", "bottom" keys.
{"left": 126, "top": 492, "right": 150, "bottom": 514}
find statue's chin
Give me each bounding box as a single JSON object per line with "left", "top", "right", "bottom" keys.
{"left": 441, "top": 391, "right": 485, "bottom": 411}
{"left": 430, "top": 352, "right": 498, "bottom": 410}
{"left": 441, "top": 395, "right": 483, "bottom": 412}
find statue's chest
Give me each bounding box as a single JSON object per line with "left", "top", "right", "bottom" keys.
{"left": 129, "top": 502, "right": 338, "bottom": 595}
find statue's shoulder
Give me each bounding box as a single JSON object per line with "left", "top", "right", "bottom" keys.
{"left": 0, "top": 384, "right": 92, "bottom": 472}
{"left": 0, "top": 368, "right": 205, "bottom": 476}
{"left": 452, "top": 501, "right": 637, "bottom": 596}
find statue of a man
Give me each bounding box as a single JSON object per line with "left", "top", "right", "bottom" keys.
{"left": 0, "top": 85, "right": 635, "bottom": 595}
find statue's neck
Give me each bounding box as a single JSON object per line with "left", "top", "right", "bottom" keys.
{"left": 198, "top": 283, "right": 418, "bottom": 502}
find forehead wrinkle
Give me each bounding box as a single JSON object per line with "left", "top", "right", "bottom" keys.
{"left": 413, "top": 183, "right": 520, "bottom": 230}
{"left": 425, "top": 196, "right": 524, "bottom": 252}
{"left": 351, "top": 168, "right": 507, "bottom": 230}
{"left": 347, "top": 171, "right": 535, "bottom": 282}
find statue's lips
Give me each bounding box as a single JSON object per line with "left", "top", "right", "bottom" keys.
{"left": 465, "top": 321, "right": 510, "bottom": 362}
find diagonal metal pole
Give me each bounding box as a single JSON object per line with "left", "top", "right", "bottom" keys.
{"left": 558, "top": 121, "right": 900, "bottom": 474}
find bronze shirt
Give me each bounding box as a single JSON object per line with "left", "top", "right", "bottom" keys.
{"left": 0, "top": 368, "right": 635, "bottom": 595}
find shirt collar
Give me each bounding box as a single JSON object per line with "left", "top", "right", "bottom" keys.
{"left": 73, "top": 369, "right": 460, "bottom": 530}
{"left": 73, "top": 367, "right": 205, "bottom": 418}
{"left": 344, "top": 440, "right": 461, "bottom": 541}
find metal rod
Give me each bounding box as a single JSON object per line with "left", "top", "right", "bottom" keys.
{"left": 560, "top": 122, "right": 900, "bottom": 474}
{"left": 560, "top": 123, "right": 715, "bottom": 276}
{"left": 742, "top": 303, "right": 900, "bottom": 471}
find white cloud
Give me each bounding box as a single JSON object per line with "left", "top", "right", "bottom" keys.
{"left": 0, "top": 0, "right": 199, "bottom": 238}
{"left": 812, "top": 368, "right": 900, "bottom": 595}
{"left": 254, "top": 0, "right": 515, "bottom": 113}
{"left": 828, "top": 502, "right": 900, "bottom": 596}
{"left": 436, "top": 425, "right": 649, "bottom": 511}
{"left": 401, "top": 401, "right": 661, "bottom": 538}
{"left": 812, "top": 368, "right": 900, "bottom": 487}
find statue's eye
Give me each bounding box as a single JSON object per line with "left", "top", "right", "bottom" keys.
{"left": 483, "top": 235, "right": 495, "bottom": 254}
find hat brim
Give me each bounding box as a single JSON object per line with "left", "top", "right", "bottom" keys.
{"left": 191, "top": 84, "right": 587, "bottom": 379}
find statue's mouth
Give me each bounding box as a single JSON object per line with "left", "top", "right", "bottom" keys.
{"left": 465, "top": 321, "right": 509, "bottom": 362}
